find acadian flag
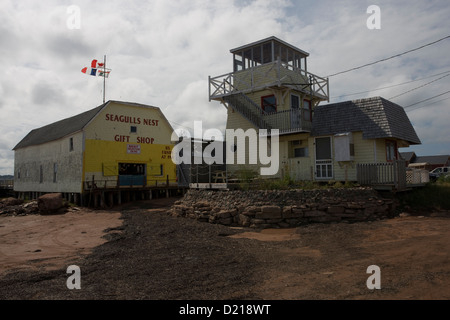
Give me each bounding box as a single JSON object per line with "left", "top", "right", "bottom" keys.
{"left": 81, "top": 59, "right": 111, "bottom": 77}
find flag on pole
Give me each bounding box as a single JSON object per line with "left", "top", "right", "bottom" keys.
{"left": 81, "top": 56, "right": 110, "bottom": 103}
{"left": 81, "top": 59, "right": 111, "bottom": 77}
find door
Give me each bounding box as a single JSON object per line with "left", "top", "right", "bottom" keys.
{"left": 118, "top": 163, "right": 146, "bottom": 186}
{"left": 315, "top": 137, "right": 333, "bottom": 179}
{"left": 290, "top": 94, "right": 300, "bottom": 129}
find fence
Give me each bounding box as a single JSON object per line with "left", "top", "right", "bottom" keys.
{"left": 357, "top": 160, "right": 428, "bottom": 190}
{"left": 83, "top": 175, "right": 178, "bottom": 191}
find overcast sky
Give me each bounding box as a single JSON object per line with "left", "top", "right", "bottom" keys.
{"left": 1, "top": 0, "right": 450, "bottom": 175}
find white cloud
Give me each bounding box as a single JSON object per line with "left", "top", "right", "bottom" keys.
{"left": 1, "top": 0, "right": 450, "bottom": 175}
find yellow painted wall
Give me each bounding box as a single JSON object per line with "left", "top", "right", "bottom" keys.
{"left": 83, "top": 102, "right": 176, "bottom": 187}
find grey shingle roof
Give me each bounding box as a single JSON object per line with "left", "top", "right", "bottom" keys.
{"left": 13, "top": 103, "right": 106, "bottom": 150}
{"left": 13, "top": 100, "right": 171, "bottom": 150}
{"left": 414, "top": 155, "right": 450, "bottom": 165}
{"left": 311, "top": 96, "right": 421, "bottom": 145}
{"left": 400, "top": 152, "right": 416, "bottom": 162}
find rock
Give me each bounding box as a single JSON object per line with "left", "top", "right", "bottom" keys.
{"left": 171, "top": 188, "right": 393, "bottom": 228}
{"left": 327, "top": 206, "right": 345, "bottom": 214}
{"left": 38, "top": 193, "right": 67, "bottom": 215}
{"left": 0, "top": 197, "right": 23, "bottom": 207}
{"left": 256, "top": 206, "right": 281, "bottom": 219}
{"left": 304, "top": 210, "right": 326, "bottom": 217}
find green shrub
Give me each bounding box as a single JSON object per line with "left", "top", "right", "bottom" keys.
{"left": 396, "top": 183, "right": 450, "bottom": 211}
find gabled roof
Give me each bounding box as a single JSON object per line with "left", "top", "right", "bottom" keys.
{"left": 414, "top": 155, "right": 450, "bottom": 166}
{"left": 400, "top": 152, "right": 416, "bottom": 162}
{"left": 230, "top": 36, "right": 310, "bottom": 57}
{"left": 311, "top": 96, "right": 421, "bottom": 145}
{"left": 13, "top": 100, "right": 170, "bottom": 150}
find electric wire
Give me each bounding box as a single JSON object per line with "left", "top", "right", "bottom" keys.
{"left": 403, "top": 90, "right": 450, "bottom": 109}
{"left": 330, "top": 70, "right": 450, "bottom": 100}
{"left": 326, "top": 35, "right": 450, "bottom": 78}
{"left": 406, "top": 96, "right": 450, "bottom": 112}
{"left": 389, "top": 73, "right": 450, "bottom": 100}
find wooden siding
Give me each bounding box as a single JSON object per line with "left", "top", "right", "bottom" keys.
{"left": 14, "top": 131, "right": 84, "bottom": 193}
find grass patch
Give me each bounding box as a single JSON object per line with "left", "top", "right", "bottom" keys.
{"left": 396, "top": 181, "right": 450, "bottom": 212}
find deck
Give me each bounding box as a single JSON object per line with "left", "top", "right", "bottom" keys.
{"left": 83, "top": 176, "right": 183, "bottom": 207}
{"left": 357, "top": 161, "right": 429, "bottom": 191}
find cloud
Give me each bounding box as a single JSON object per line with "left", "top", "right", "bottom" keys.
{"left": 1, "top": 0, "right": 450, "bottom": 175}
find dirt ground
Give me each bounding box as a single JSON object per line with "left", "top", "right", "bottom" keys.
{"left": 0, "top": 196, "right": 450, "bottom": 300}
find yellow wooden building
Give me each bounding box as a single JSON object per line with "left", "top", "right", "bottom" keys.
{"left": 13, "top": 100, "right": 178, "bottom": 205}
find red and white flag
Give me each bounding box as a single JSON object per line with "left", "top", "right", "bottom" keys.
{"left": 81, "top": 59, "right": 110, "bottom": 77}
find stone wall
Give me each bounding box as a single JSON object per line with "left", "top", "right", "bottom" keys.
{"left": 170, "top": 188, "right": 398, "bottom": 228}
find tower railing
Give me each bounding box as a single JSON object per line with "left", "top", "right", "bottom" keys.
{"left": 209, "top": 59, "right": 329, "bottom": 101}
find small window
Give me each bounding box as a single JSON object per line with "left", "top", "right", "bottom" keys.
{"left": 294, "top": 147, "right": 308, "bottom": 158}
{"left": 350, "top": 143, "right": 355, "bottom": 157}
{"left": 69, "top": 137, "right": 74, "bottom": 151}
{"left": 261, "top": 95, "right": 277, "bottom": 113}
{"left": 130, "top": 126, "right": 137, "bottom": 134}
{"left": 291, "top": 95, "right": 300, "bottom": 109}
{"left": 303, "top": 99, "right": 312, "bottom": 121}
{"left": 53, "top": 163, "right": 58, "bottom": 183}
{"left": 386, "top": 140, "right": 397, "bottom": 162}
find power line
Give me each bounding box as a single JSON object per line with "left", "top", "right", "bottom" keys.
{"left": 389, "top": 73, "right": 450, "bottom": 100}
{"left": 404, "top": 90, "right": 450, "bottom": 109}
{"left": 406, "top": 96, "right": 450, "bottom": 112}
{"left": 331, "top": 70, "right": 450, "bottom": 100}
{"left": 326, "top": 35, "right": 450, "bottom": 78}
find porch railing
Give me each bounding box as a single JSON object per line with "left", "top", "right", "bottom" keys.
{"left": 263, "top": 109, "right": 312, "bottom": 133}
{"left": 83, "top": 175, "right": 178, "bottom": 191}
{"left": 357, "top": 160, "right": 428, "bottom": 190}
{"left": 223, "top": 92, "right": 312, "bottom": 134}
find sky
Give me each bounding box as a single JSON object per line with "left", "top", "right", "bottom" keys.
{"left": 1, "top": 0, "right": 450, "bottom": 175}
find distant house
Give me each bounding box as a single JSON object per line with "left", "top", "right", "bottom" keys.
{"left": 13, "top": 100, "right": 177, "bottom": 205}
{"left": 400, "top": 152, "right": 450, "bottom": 171}
{"left": 208, "top": 36, "right": 421, "bottom": 183}
{"left": 400, "top": 151, "right": 416, "bottom": 166}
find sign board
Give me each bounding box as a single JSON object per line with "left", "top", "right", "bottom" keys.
{"left": 127, "top": 144, "right": 141, "bottom": 154}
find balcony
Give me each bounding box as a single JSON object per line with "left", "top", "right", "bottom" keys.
{"left": 209, "top": 59, "right": 329, "bottom": 102}
{"left": 263, "top": 109, "right": 312, "bottom": 134}
{"left": 223, "top": 92, "right": 312, "bottom": 135}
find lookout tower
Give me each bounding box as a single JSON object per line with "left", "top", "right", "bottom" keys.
{"left": 208, "top": 36, "right": 329, "bottom": 135}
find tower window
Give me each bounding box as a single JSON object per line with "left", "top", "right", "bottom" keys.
{"left": 261, "top": 95, "right": 277, "bottom": 113}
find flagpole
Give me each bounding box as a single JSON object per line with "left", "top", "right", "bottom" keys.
{"left": 103, "top": 55, "right": 106, "bottom": 103}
